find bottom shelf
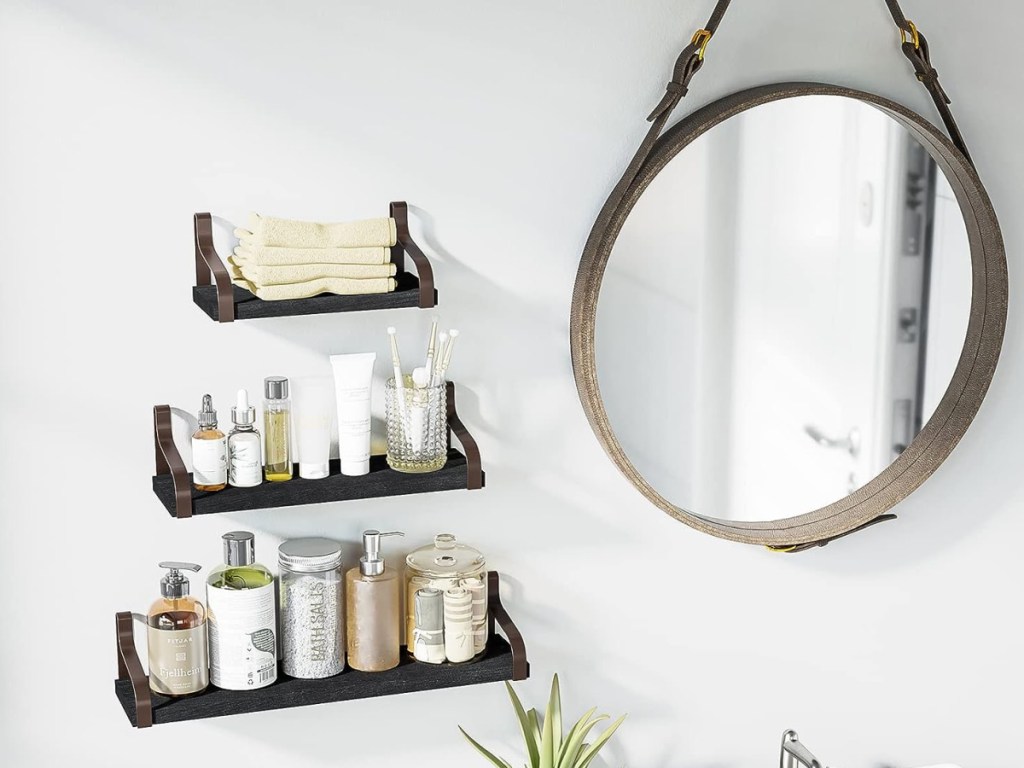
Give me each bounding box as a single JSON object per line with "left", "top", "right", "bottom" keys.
{"left": 115, "top": 572, "right": 528, "bottom": 727}
{"left": 116, "top": 637, "right": 515, "bottom": 727}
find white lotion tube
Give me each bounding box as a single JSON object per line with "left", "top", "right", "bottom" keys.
{"left": 329, "top": 352, "right": 376, "bottom": 476}
{"left": 291, "top": 376, "right": 334, "bottom": 480}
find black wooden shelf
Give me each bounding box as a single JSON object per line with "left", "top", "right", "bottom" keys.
{"left": 193, "top": 201, "right": 437, "bottom": 322}
{"left": 115, "top": 573, "right": 529, "bottom": 728}
{"left": 153, "top": 382, "right": 483, "bottom": 519}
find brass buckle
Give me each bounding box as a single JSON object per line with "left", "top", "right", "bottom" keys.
{"left": 691, "top": 28, "right": 712, "bottom": 60}
{"left": 900, "top": 20, "right": 920, "bottom": 49}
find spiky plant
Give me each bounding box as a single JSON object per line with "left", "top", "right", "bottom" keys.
{"left": 460, "top": 675, "right": 627, "bottom": 768}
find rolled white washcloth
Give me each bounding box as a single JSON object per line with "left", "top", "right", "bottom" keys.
{"left": 460, "top": 577, "right": 488, "bottom": 655}
{"left": 235, "top": 276, "right": 395, "bottom": 300}
{"left": 233, "top": 244, "right": 391, "bottom": 266}
{"left": 229, "top": 259, "right": 397, "bottom": 286}
{"left": 237, "top": 213, "right": 397, "bottom": 248}
{"left": 443, "top": 587, "right": 475, "bottom": 663}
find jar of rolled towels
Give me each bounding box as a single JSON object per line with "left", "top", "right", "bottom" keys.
{"left": 188, "top": 323, "right": 459, "bottom": 488}
{"left": 229, "top": 212, "right": 400, "bottom": 300}
{"left": 143, "top": 531, "right": 492, "bottom": 697}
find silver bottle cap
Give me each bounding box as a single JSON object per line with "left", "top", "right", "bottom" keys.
{"left": 359, "top": 529, "right": 404, "bottom": 576}
{"left": 232, "top": 389, "right": 256, "bottom": 426}
{"left": 265, "top": 376, "right": 289, "bottom": 400}
{"left": 159, "top": 561, "right": 201, "bottom": 599}
{"left": 198, "top": 394, "right": 218, "bottom": 428}
{"left": 278, "top": 537, "right": 343, "bottom": 573}
{"left": 223, "top": 531, "right": 255, "bottom": 567}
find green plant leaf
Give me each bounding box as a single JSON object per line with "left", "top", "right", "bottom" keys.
{"left": 556, "top": 710, "right": 605, "bottom": 768}
{"left": 550, "top": 675, "right": 563, "bottom": 757}
{"left": 506, "top": 682, "right": 540, "bottom": 768}
{"left": 527, "top": 709, "right": 542, "bottom": 746}
{"left": 459, "top": 726, "right": 515, "bottom": 768}
{"left": 576, "top": 715, "right": 627, "bottom": 768}
{"left": 540, "top": 685, "right": 555, "bottom": 768}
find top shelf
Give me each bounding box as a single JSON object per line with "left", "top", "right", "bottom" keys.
{"left": 193, "top": 201, "right": 438, "bottom": 322}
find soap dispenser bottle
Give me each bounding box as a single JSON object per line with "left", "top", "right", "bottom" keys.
{"left": 147, "top": 562, "right": 209, "bottom": 697}
{"left": 345, "top": 530, "right": 404, "bottom": 672}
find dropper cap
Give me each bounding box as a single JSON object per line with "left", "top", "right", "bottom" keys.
{"left": 231, "top": 389, "right": 256, "bottom": 426}
{"left": 198, "top": 394, "right": 218, "bottom": 428}
{"left": 159, "top": 561, "right": 201, "bottom": 599}
{"left": 359, "top": 530, "right": 404, "bottom": 576}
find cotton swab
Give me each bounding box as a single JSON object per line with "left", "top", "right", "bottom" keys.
{"left": 424, "top": 316, "right": 439, "bottom": 380}
{"left": 387, "top": 327, "right": 409, "bottom": 427}
{"left": 435, "top": 329, "right": 458, "bottom": 384}
{"left": 432, "top": 331, "right": 448, "bottom": 386}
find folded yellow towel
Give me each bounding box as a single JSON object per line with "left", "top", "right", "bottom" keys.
{"left": 228, "top": 259, "right": 398, "bottom": 286}
{"left": 232, "top": 244, "right": 391, "bottom": 266}
{"left": 236, "top": 276, "right": 396, "bottom": 300}
{"left": 236, "top": 213, "right": 398, "bottom": 248}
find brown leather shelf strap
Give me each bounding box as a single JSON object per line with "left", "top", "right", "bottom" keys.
{"left": 194, "top": 212, "right": 235, "bottom": 322}
{"left": 390, "top": 201, "right": 437, "bottom": 309}
{"left": 115, "top": 611, "right": 153, "bottom": 728}
{"left": 153, "top": 405, "right": 193, "bottom": 519}
{"left": 446, "top": 382, "right": 484, "bottom": 490}
{"left": 488, "top": 572, "right": 529, "bottom": 681}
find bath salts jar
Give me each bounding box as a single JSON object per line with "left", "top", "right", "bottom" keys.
{"left": 385, "top": 375, "right": 447, "bottom": 473}
{"left": 278, "top": 538, "right": 344, "bottom": 679}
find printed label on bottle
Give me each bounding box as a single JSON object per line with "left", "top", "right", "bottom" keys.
{"left": 229, "top": 437, "right": 262, "bottom": 487}
{"left": 207, "top": 582, "right": 277, "bottom": 690}
{"left": 192, "top": 437, "right": 227, "bottom": 486}
{"left": 147, "top": 624, "right": 209, "bottom": 696}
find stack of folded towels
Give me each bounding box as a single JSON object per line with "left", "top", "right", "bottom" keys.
{"left": 230, "top": 212, "right": 399, "bottom": 300}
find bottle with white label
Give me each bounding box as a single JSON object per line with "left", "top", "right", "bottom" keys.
{"left": 191, "top": 394, "right": 227, "bottom": 492}
{"left": 206, "top": 531, "right": 278, "bottom": 690}
{"left": 228, "top": 389, "right": 262, "bottom": 488}
{"left": 147, "top": 562, "right": 209, "bottom": 697}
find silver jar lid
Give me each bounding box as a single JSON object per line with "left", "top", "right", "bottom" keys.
{"left": 279, "top": 537, "right": 343, "bottom": 573}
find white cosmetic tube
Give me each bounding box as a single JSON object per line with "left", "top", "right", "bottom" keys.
{"left": 329, "top": 352, "right": 376, "bottom": 476}
{"left": 291, "top": 376, "right": 334, "bottom": 480}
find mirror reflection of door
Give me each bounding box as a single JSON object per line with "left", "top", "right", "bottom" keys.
{"left": 595, "top": 95, "right": 971, "bottom": 522}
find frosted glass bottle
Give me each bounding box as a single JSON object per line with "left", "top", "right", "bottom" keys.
{"left": 345, "top": 530, "right": 403, "bottom": 672}
{"left": 404, "top": 534, "right": 487, "bottom": 656}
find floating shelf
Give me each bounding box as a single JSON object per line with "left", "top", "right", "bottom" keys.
{"left": 115, "top": 572, "right": 528, "bottom": 728}
{"left": 153, "top": 382, "right": 484, "bottom": 519}
{"left": 193, "top": 201, "right": 438, "bottom": 322}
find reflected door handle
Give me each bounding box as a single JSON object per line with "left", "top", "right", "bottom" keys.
{"left": 803, "top": 425, "right": 860, "bottom": 458}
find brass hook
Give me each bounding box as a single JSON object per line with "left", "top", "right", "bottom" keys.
{"left": 691, "top": 28, "right": 712, "bottom": 60}
{"left": 900, "top": 20, "right": 920, "bottom": 49}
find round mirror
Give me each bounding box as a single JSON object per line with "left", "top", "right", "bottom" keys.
{"left": 572, "top": 85, "right": 1006, "bottom": 546}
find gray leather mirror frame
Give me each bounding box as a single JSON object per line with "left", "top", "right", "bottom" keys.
{"left": 570, "top": 82, "right": 1007, "bottom": 549}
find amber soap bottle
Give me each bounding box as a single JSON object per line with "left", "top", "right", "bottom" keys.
{"left": 146, "top": 562, "right": 209, "bottom": 697}
{"left": 346, "top": 530, "right": 404, "bottom": 672}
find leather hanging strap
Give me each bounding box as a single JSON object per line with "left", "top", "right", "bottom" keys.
{"left": 882, "top": 0, "right": 972, "bottom": 163}
{"left": 633, "top": 0, "right": 972, "bottom": 181}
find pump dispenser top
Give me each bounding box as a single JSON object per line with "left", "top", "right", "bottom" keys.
{"left": 158, "top": 561, "right": 201, "bottom": 598}
{"left": 360, "top": 530, "right": 404, "bottom": 576}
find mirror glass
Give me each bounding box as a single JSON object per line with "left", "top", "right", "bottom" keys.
{"left": 596, "top": 95, "right": 971, "bottom": 522}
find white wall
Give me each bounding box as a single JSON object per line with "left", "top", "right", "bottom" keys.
{"left": 0, "top": 1, "right": 1020, "bottom": 766}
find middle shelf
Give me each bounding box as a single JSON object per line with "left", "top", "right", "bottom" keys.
{"left": 152, "top": 381, "right": 484, "bottom": 519}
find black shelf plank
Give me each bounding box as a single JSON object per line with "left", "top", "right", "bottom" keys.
{"left": 192, "top": 273, "right": 437, "bottom": 321}
{"left": 115, "top": 637, "right": 514, "bottom": 727}
{"left": 152, "top": 451, "right": 478, "bottom": 517}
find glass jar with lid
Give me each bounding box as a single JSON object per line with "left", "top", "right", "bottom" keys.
{"left": 405, "top": 533, "right": 488, "bottom": 660}
{"left": 278, "top": 537, "right": 345, "bottom": 679}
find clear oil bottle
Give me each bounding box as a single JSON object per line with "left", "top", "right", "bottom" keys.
{"left": 263, "top": 376, "right": 293, "bottom": 482}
